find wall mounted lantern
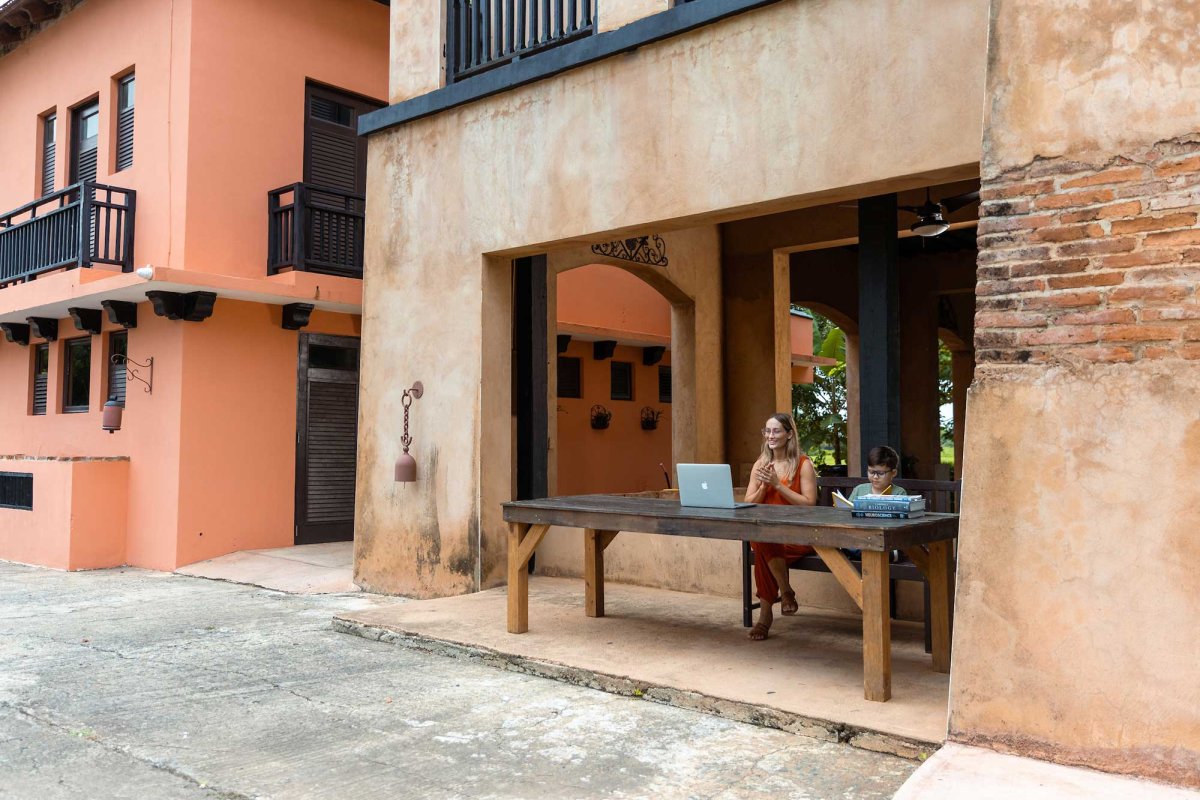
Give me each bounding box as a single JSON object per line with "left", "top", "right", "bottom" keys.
{"left": 102, "top": 354, "right": 154, "bottom": 433}
{"left": 394, "top": 381, "right": 424, "bottom": 482}
{"left": 590, "top": 404, "right": 612, "bottom": 430}
{"left": 640, "top": 407, "right": 663, "bottom": 431}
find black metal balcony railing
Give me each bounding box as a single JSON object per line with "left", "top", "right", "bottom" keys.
{"left": 447, "top": 0, "right": 595, "bottom": 82}
{"left": 0, "top": 182, "right": 136, "bottom": 288}
{"left": 267, "top": 183, "right": 365, "bottom": 279}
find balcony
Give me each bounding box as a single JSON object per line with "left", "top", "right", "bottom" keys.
{"left": 267, "top": 183, "right": 364, "bottom": 279}
{"left": 0, "top": 182, "right": 136, "bottom": 289}
{"left": 446, "top": 0, "right": 596, "bottom": 82}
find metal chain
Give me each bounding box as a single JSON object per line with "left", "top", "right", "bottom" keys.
{"left": 401, "top": 390, "right": 413, "bottom": 451}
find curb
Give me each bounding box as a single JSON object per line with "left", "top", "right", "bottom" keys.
{"left": 332, "top": 615, "right": 940, "bottom": 762}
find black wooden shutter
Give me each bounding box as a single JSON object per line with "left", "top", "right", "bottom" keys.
{"left": 108, "top": 331, "right": 127, "bottom": 403}
{"left": 658, "top": 365, "right": 672, "bottom": 403}
{"left": 303, "top": 84, "right": 384, "bottom": 195}
{"left": 31, "top": 344, "right": 48, "bottom": 415}
{"left": 71, "top": 101, "right": 99, "bottom": 184}
{"left": 304, "top": 380, "right": 358, "bottom": 523}
{"left": 115, "top": 75, "right": 135, "bottom": 172}
{"left": 41, "top": 115, "right": 56, "bottom": 196}
{"left": 557, "top": 356, "right": 581, "bottom": 398}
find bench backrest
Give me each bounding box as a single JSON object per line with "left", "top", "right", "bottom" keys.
{"left": 816, "top": 476, "right": 963, "bottom": 513}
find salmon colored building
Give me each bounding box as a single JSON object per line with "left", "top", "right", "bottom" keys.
{"left": 0, "top": 0, "right": 388, "bottom": 570}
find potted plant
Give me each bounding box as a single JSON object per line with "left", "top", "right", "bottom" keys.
{"left": 590, "top": 404, "right": 612, "bottom": 430}
{"left": 640, "top": 407, "right": 663, "bottom": 431}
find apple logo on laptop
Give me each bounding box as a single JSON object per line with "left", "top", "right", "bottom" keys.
{"left": 701, "top": 481, "right": 708, "bottom": 490}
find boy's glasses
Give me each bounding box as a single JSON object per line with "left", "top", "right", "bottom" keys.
{"left": 867, "top": 469, "right": 894, "bottom": 478}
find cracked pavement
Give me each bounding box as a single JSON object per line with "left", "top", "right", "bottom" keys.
{"left": 0, "top": 562, "right": 917, "bottom": 799}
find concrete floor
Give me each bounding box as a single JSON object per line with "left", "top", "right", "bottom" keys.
{"left": 0, "top": 562, "right": 918, "bottom": 799}
{"left": 335, "top": 577, "right": 951, "bottom": 754}
{"left": 176, "top": 541, "right": 356, "bottom": 594}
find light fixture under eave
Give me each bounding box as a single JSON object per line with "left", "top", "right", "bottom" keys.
{"left": 910, "top": 211, "right": 950, "bottom": 237}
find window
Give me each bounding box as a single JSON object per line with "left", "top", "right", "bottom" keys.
{"left": 31, "top": 344, "right": 49, "bottom": 415}
{"left": 659, "top": 365, "right": 672, "bottom": 404}
{"left": 108, "top": 331, "right": 127, "bottom": 403}
{"left": 610, "top": 361, "right": 633, "bottom": 401}
{"left": 40, "top": 114, "right": 56, "bottom": 196}
{"left": 557, "top": 356, "right": 581, "bottom": 399}
{"left": 0, "top": 473, "right": 33, "bottom": 511}
{"left": 70, "top": 100, "right": 99, "bottom": 184}
{"left": 115, "top": 74, "right": 135, "bottom": 171}
{"left": 62, "top": 338, "right": 91, "bottom": 413}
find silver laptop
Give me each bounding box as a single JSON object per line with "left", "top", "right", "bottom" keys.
{"left": 677, "top": 464, "right": 755, "bottom": 509}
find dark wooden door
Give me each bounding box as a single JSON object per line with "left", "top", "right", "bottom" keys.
{"left": 295, "top": 334, "right": 360, "bottom": 544}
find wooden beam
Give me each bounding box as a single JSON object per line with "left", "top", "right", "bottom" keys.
{"left": 514, "top": 255, "right": 548, "bottom": 501}
{"left": 857, "top": 193, "right": 901, "bottom": 469}
{"left": 903, "top": 544, "right": 930, "bottom": 577}
{"left": 813, "top": 546, "right": 864, "bottom": 610}
{"left": 507, "top": 521, "right": 548, "bottom": 633}
{"left": 516, "top": 523, "right": 549, "bottom": 567}
{"left": 861, "top": 550, "right": 892, "bottom": 702}
{"left": 584, "top": 528, "right": 609, "bottom": 618}
{"left": 926, "top": 539, "right": 954, "bottom": 673}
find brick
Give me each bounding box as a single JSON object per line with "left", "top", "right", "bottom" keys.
{"left": 1126, "top": 266, "right": 1200, "bottom": 284}
{"left": 1009, "top": 258, "right": 1091, "bottom": 279}
{"left": 976, "top": 296, "right": 1020, "bottom": 311}
{"left": 976, "top": 266, "right": 1010, "bottom": 281}
{"left": 1154, "top": 154, "right": 1200, "bottom": 177}
{"left": 1057, "top": 309, "right": 1136, "bottom": 326}
{"left": 1148, "top": 191, "right": 1200, "bottom": 212}
{"left": 1142, "top": 307, "right": 1200, "bottom": 321}
{"left": 1046, "top": 272, "right": 1125, "bottom": 290}
{"left": 977, "top": 214, "right": 1056, "bottom": 235}
{"left": 1143, "top": 228, "right": 1200, "bottom": 247}
{"left": 979, "top": 179, "right": 1056, "bottom": 201}
{"left": 1099, "top": 324, "right": 1180, "bottom": 342}
{"left": 1022, "top": 327, "right": 1101, "bottom": 345}
{"left": 977, "top": 277, "right": 1047, "bottom": 296}
{"left": 1110, "top": 212, "right": 1197, "bottom": 234}
{"left": 1034, "top": 223, "right": 1105, "bottom": 243}
{"left": 1069, "top": 345, "right": 1136, "bottom": 362}
{"left": 1185, "top": 324, "right": 1200, "bottom": 341}
{"left": 974, "top": 330, "right": 1021, "bottom": 349}
{"left": 1021, "top": 291, "right": 1102, "bottom": 310}
{"left": 1108, "top": 285, "right": 1192, "bottom": 303}
{"left": 1112, "top": 180, "right": 1172, "bottom": 200}
{"left": 1060, "top": 201, "right": 1142, "bottom": 223}
{"left": 977, "top": 231, "right": 1035, "bottom": 251}
{"left": 1056, "top": 237, "right": 1137, "bottom": 257}
{"left": 1060, "top": 166, "right": 1149, "bottom": 189}
{"left": 1095, "top": 249, "right": 1181, "bottom": 269}
{"left": 1033, "top": 188, "right": 1115, "bottom": 210}
{"left": 1142, "top": 346, "right": 1177, "bottom": 359}
{"left": 978, "top": 245, "right": 1053, "bottom": 265}
{"left": 980, "top": 198, "right": 1035, "bottom": 216}
{"left": 1181, "top": 343, "right": 1200, "bottom": 359}
{"left": 975, "top": 311, "right": 1044, "bottom": 328}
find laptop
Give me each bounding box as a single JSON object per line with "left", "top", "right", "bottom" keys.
{"left": 677, "top": 464, "right": 755, "bottom": 509}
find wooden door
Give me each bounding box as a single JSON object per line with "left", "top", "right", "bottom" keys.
{"left": 295, "top": 334, "right": 360, "bottom": 544}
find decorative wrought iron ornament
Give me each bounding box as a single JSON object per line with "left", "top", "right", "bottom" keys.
{"left": 591, "top": 235, "right": 668, "bottom": 267}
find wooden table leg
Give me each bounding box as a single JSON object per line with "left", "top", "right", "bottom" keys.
{"left": 507, "top": 521, "right": 550, "bottom": 634}
{"left": 584, "top": 529, "right": 618, "bottom": 618}
{"left": 861, "top": 550, "right": 892, "bottom": 702}
{"left": 927, "top": 539, "right": 954, "bottom": 673}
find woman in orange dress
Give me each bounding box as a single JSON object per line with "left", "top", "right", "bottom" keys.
{"left": 744, "top": 412, "right": 818, "bottom": 640}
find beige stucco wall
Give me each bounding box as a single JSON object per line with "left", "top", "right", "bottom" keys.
{"left": 948, "top": 0, "right": 1200, "bottom": 786}
{"left": 357, "top": 0, "right": 988, "bottom": 598}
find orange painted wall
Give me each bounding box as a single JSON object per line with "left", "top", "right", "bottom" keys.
{"left": 175, "top": 300, "right": 359, "bottom": 566}
{"left": 556, "top": 340, "right": 674, "bottom": 495}
{"left": 557, "top": 265, "right": 672, "bottom": 343}
{"left": 182, "top": 0, "right": 388, "bottom": 278}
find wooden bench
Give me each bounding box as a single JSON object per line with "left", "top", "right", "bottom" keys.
{"left": 741, "top": 477, "right": 962, "bottom": 652}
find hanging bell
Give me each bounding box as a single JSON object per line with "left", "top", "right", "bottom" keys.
{"left": 395, "top": 451, "right": 417, "bottom": 483}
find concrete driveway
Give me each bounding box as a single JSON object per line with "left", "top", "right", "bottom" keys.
{"left": 0, "top": 562, "right": 916, "bottom": 799}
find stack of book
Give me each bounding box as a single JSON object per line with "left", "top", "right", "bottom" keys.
{"left": 851, "top": 494, "right": 926, "bottom": 519}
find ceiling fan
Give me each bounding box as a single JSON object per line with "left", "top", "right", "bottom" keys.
{"left": 901, "top": 188, "right": 980, "bottom": 237}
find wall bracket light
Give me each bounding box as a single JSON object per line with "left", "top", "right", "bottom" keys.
{"left": 394, "top": 381, "right": 424, "bottom": 483}
{"left": 110, "top": 354, "right": 153, "bottom": 394}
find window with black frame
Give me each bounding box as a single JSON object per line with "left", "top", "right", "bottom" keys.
{"left": 63, "top": 338, "right": 91, "bottom": 413}
{"left": 31, "top": 344, "right": 49, "bottom": 415}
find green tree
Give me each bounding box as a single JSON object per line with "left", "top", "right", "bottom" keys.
{"left": 791, "top": 309, "right": 847, "bottom": 467}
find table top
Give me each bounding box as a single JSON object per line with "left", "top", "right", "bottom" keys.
{"left": 503, "top": 494, "right": 959, "bottom": 551}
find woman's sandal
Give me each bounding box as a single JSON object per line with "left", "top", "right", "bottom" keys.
{"left": 780, "top": 590, "right": 799, "bottom": 616}
{"left": 748, "top": 622, "right": 771, "bottom": 641}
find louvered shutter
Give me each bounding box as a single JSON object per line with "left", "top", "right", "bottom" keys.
{"left": 31, "top": 344, "right": 48, "bottom": 415}
{"left": 610, "top": 361, "right": 633, "bottom": 401}
{"left": 41, "top": 115, "right": 56, "bottom": 196}
{"left": 557, "top": 356, "right": 581, "bottom": 398}
{"left": 658, "top": 366, "right": 672, "bottom": 403}
{"left": 108, "top": 331, "right": 127, "bottom": 403}
{"left": 303, "top": 380, "right": 358, "bottom": 523}
{"left": 71, "top": 102, "right": 99, "bottom": 184}
{"left": 115, "top": 75, "right": 134, "bottom": 171}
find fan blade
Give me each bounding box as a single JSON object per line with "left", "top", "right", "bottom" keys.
{"left": 941, "top": 190, "right": 980, "bottom": 214}
{"left": 898, "top": 205, "right": 924, "bottom": 214}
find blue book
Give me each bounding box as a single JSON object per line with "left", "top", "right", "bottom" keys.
{"left": 852, "top": 510, "right": 925, "bottom": 519}
{"left": 852, "top": 494, "right": 926, "bottom": 513}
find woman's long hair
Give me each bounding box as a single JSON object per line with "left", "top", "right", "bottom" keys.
{"left": 758, "top": 412, "right": 802, "bottom": 482}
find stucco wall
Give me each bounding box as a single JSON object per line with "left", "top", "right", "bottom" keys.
{"left": 358, "top": 0, "right": 988, "bottom": 597}
{"left": 948, "top": 0, "right": 1200, "bottom": 786}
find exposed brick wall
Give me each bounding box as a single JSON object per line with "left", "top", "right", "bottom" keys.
{"left": 975, "top": 137, "right": 1200, "bottom": 364}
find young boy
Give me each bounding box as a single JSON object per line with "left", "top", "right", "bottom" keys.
{"left": 850, "top": 445, "right": 906, "bottom": 500}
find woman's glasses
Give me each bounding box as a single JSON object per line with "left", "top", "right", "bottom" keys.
{"left": 761, "top": 428, "right": 788, "bottom": 437}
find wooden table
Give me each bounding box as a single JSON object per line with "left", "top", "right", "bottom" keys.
{"left": 502, "top": 494, "right": 959, "bottom": 702}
